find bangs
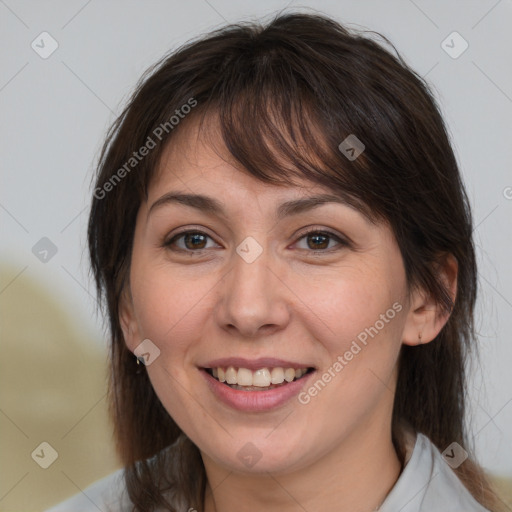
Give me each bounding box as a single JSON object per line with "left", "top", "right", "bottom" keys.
{"left": 150, "top": 43, "right": 387, "bottom": 225}
{"left": 180, "top": 88, "right": 381, "bottom": 225}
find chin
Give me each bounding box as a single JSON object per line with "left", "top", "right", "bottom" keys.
{"left": 201, "top": 432, "right": 315, "bottom": 476}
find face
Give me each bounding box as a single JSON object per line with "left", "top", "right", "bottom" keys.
{"left": 120, "top": 117, "right": 415, "bottom": 476}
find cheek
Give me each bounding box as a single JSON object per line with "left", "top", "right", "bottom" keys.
{"left": 296, "top": 271, "right": 406, "bottom": 429}
{"left": 295, "top": 281, "right": 405, "bottom": 442}
{"left": 315, "top": 273, "right": 406, "bottom": 404}
{"left": 131, "top": 259, "right": 215, "bottom": 361}
{"left": 292, "top": 262, "right": 405, "bottom": 357}
{"left": 132, "top": 278, "right": 171, "bottom": 338}
{"left": 128, "top": 261, "right": 211, "bottom": 434}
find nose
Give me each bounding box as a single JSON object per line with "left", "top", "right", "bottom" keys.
{"left": 214, "top": 240, "right": 291, "bottom": 339}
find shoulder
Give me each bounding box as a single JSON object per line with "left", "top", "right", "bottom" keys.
{"left": 44, "top": 467, "right": 131, "bottom": 512}
{"left": 380, "top": 432, "right": 491, "bottom": 512}
{"left": 45, "top": 439, "right": 190, "bottom": 512}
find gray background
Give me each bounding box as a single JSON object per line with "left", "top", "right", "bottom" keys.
{"left": 1, "top": 0, "right": 511, "bottom": 509}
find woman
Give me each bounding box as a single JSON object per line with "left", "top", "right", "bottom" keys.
{"left": 46, "top": 11, "right": 503, "bottom": 512}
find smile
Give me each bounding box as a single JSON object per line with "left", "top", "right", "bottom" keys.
{"left": 200, "top": 360, "right": 317, "bottom": 412}
{"left": 205, "top": 366, "right": 313, "bottom": 390}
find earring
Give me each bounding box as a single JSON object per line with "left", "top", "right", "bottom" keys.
{"left": 135, "top": 355, "right": 144, "bottom": 373}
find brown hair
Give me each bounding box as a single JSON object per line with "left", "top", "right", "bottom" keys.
{"left": 88, "top": 11, "right": 502, "bottom": 512}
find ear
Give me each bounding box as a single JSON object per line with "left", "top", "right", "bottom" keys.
{"left": 119, "top": 286, "right": 141, "bottom": 353}
{"left": 402, "top": 253, "right": 458, "bottom": 346}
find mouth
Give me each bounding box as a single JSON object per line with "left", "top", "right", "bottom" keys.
{"left": 199, "top": 357, "right": 317, "bottom": 411}
{"left": 203, "top": 365, "right": 315, "bottom": 391}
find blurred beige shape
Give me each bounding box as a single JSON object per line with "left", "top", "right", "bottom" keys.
{"left": 0, "top": 264, "right": 121, "bottom": 512}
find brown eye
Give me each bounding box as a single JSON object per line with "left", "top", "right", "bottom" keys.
{"left": 295, "top": 230, "right": 347, "bottom": 252}
{"left": 183, "top": 232, "right": 208, "bottom": 250}
{"left": 306, "top": 232, "right": 329, "bottom": 250}
{"left": 164, "top": 228, "right": 347, "bottom": 254}
{"left": 165, "top": 231, "right": 217, "bottom": 252}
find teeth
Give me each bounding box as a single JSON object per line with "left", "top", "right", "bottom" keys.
{"left": 270, "top": 367, "right": 284, "bottom": 384}
{"left": 253, "top": 368, "right": 271, "bottom": 387}
{"left": 237, "top": 368, "right": 253, "bottom": 386}
{"left": 225, "top": 366, "right": 237, "bottom": 384}
{"left": 284, "top": 368, "right": 296, "bottom": 382}
{"left": 210, "top": 366, "right": 308, "bottom": 387}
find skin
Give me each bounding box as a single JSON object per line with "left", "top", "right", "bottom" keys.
{"left": 120, "top": 116, "right": 458, "bottom": 512}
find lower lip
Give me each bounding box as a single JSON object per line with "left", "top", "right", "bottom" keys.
{"left": 200, "top": 369, "right": 315, "bottom": 412}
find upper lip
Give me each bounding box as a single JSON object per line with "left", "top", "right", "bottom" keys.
{"left": 201, "top": 357, "right": 315, "bottom": 371}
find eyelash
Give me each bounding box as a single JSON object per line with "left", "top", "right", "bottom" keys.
{"left": 163, "top": 227, "right": 348, "bottom": 255}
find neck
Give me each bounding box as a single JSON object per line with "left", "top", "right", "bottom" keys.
{"left": 202, "top": 419, "right": 402, "bottom": 512}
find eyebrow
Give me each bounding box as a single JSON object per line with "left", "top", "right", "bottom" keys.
{"left": 148, "top": 191, "right": 364, "bottom": 221}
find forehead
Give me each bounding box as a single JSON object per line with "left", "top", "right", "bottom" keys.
{"left": 137, "top": 115, "right": 398, "bottom": 260}
{"left": 143, "top": 112, "right": 384, "bottom": 230}
{"left": 149, "top": 115, "right": 332, "bottom": 203}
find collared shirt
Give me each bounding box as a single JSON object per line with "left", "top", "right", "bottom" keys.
{"left": 379, "top": 431, "right": 490, "bottom": 512}
{"left": 45, "top": 432, "right": 490, "bottom": 512}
